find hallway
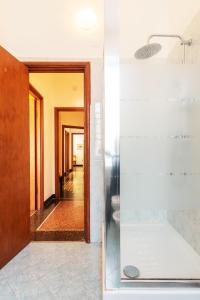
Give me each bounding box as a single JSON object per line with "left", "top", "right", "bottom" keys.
{"left": 0, "top": 242, "right": 101, "bottom": 300}
{"left": 62, "top": 166, "right": 84, "bottom": 199}
{"left": 31, "top": 167, "right": 85, "bottom": 241}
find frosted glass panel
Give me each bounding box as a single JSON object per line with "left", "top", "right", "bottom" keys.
{"left": 120, "top": 64, "right": 200, "bottom": 280}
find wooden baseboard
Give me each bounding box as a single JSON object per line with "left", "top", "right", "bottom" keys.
{"left": 73, "top": 164, "right": 83, "bottom": 167}
{"left": 44, "top": 194, "right": 56, "bottom": 208}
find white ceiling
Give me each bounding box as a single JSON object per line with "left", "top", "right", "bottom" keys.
{"left": 0, "top": 0, "right": 200, "bottom": 59}
{"left": 0, "top": 0, "right": 104, "bottom": 59}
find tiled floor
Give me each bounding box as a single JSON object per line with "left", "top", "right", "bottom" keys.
{"left": 31, "top": 167, "right": 85, "bottom": 241}
{"left": 38, "top": 201, "right": 84, "bottom": 231}
{"left": 62, "top": 166, "right": 84, "bottom": 199}
{"left": 0, "top": 242, "right": 102, "bottom": 300}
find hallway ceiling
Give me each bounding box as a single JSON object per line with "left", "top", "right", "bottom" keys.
{"left": 0, "top": 0, "right": 200, "bottom": 59}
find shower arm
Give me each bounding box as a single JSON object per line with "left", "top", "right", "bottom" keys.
{"left": 147, "top": 34, "right": 192, "bottom": 46}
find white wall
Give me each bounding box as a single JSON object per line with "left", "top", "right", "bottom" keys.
{"left": 167, "top": 9, "right": 200, "bottom": 256}
{"left": 169, "top": 8, "right": 200, "bottom": 64}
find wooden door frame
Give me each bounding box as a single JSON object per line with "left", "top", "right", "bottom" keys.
{"left": 62, "top": 125, "right": 84, "bottom": 175}
{"left": 71, "top": 133, "right": 84, "bottom": 167}
{"left": 29, "top": 83, "right": 44, "bottom": 210}
{"left": 65, "top": 131, "right": 69, "bottom": 173}
{"left": 55, "top": 107, "right": 84, "bottom": 194}
{"left": 25, "top": 62, "right": 91, "bottom": 243}
{"left": 62, "top": 130, "right": 69, "bottom": 175}
{"left": 55, "top": 107, "right": 89, "bottom": 242}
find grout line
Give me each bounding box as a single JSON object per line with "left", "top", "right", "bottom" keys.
{"left": 36, "top": 202, "right": 61, "bottom": 231}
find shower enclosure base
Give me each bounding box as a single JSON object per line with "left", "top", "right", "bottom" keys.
{"left": 103, "top": 223, "right": 200, "bottom": 300}
{"left": 103, "top": 289, "right": 200, "bottom": 300}
{"left": 121, "top": 223, "right": 200, "bottom": 280}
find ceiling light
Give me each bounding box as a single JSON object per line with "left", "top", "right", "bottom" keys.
{"left": 76, "top": 8, "right": 97, "bottom": 30}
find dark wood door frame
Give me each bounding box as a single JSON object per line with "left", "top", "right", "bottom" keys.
{"left": 72, "top": 133, "right": 84, "bottom": 167}
{"left": 55, "top": 107, "right": 84, "bottom": 192}
{"left": 24, "top": 62, "right": 91, "bottom": 243}
{"left": 64, "top": 131, "right": 69, "bottom": 174}
{"left": 55, "top": 107, "right": 89, "bottom": 242}
{"left": 29, "top": 84, "right": 44, "bottom": 210}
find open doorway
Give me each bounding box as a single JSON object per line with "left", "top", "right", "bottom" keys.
{"left": 26, "top": 63, "right": 90, "bottom": 242}
{"left": 62, "top": 125, "right": 84, "bottom": 199}
{"left": 55, "top": 109, "right": 84, "bottom": 199}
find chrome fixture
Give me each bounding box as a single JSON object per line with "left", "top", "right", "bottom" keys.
{"left": 123, "top": 265, "right": 140, "bottom": 279}
{"left": 135, "top": 34, "right": 192, "bottom": 63}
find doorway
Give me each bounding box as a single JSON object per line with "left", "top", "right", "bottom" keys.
{"left": 62, "top": 125, "right": 84, "bottom": 198}
{"left": 25, "top": 62, "right": 91, "bottom": 243}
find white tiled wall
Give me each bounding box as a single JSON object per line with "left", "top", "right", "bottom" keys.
{"left": 167, "top": 10, "right": 200, "bottom": 254}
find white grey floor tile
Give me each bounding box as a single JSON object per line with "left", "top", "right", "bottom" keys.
{"left": 0, "top": 279, "right": 18, "bottom": 300}
{"left": 1, "top": 242, "right": 102, "bottom": 300}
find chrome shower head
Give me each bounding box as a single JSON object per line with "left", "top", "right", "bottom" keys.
{"left": 135, "top": 43, "right": 162, "bottom": 59}
{"left": 134, "top": 34, "right": 192, "bottom": 61}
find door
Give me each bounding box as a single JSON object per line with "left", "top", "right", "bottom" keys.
{"left": 65, "top": 131, "right": 69, "bottom": 173}
{"left": 0, "top": 46, "right": 30, "bottom": 268}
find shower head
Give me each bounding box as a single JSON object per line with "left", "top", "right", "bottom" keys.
{"left": 135, "top": 43, "right": 162, "bottom": 59}
{"left": 134, "top": 34, "right": 192, "bottom": 61}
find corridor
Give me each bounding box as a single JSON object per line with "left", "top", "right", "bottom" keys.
{"left": 62, "top": 166, "right": 84, "bottom": 199}
{"left": 31, "top": 167, "right": 85, "bottom": 241}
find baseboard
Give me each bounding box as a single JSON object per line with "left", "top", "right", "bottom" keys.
{"left": 73, "top": 164, "right": 83, "bottom": 167}
{"left": 44, "top": 194, "right": 56, "bottom": 208}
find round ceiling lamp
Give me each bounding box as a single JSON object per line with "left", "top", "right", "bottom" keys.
{"left": 76, "top": 8, "right": 97, "bottom": 30}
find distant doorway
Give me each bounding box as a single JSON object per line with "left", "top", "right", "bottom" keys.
{"left": 54, "top": 108, "right": 89, "bottom": 240}
{"left": 72, "top": 133, "right": 84, "bottom": 167}
{"left": 61, "top": 125, "right": 84, "bottom": 199}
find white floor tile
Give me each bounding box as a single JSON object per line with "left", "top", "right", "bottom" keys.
{"left": 0, "top": 242, "right": 102, "bottom": 300}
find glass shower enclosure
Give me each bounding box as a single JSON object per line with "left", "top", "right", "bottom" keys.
{"left": 104, "top": 0, "right": 200, "bottom": 298}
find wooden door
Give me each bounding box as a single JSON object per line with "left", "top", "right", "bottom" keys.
{"left": 0, "top": 46, "right": 30, "bottom": 268}
{"left": 65, "top": 131, "right": 69, "bottom": 173}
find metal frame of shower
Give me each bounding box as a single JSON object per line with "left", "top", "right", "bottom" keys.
{"left": 104, "top": 0, "right": 200, "bottom": 291}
